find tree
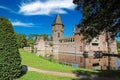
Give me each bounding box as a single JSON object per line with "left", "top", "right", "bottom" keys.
{"left": 117, "top": 41, "right": 120, "bottom": 54}
{"left": 73, "top": 0, "right": 120, "bottom": 70}
{"left": 26, "top": 34, "right": 37, "bottom": 47}
{"left": 26, "top": 34, "right": 51, "bottom": 47}
{"left": 73, "top": 0, "right": 120, "bottom": 41}
{"left": 16, "top": 34, "right": 27, "bottom": 48}
{"left": 117, "top": 41, "right": 120, "bottom": 48}
{"left": 43, "top": 34, "right": 49, "bottom": 41}
{"left": 0, "top": 17, "right": 21, "bottom": 79}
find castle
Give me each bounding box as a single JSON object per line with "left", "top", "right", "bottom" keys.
{"left": 34, "top": 14, "right": 118, "bottom": 70}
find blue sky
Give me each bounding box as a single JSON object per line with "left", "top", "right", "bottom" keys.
{"left": 0, "top": 0, "right": 82, "bottom": 36}
{"left": 0, "top": 0, "right": 120, "bottom": 41}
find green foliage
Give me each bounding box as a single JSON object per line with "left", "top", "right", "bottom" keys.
{"left": 26, "top": 34, "right": 36, "bottom": 47}
{"left": 46, "top": 55, "right": 57, "bottom": 63}
{"left": 42, "top": 34, "right": 49, "bottom": 41}
{"left": 40, "top": 34, "right": 51, "bottom": 41}
{"left": 49, "top": 43, "right": 53, "bottom": 46}
{"left": 0, "top": 17, "right": 21, "bottom": 79}
{"left": 26, "top": 34, "right": 51, "bottom": 47}
{"left": 73, "top": 0, "right": 120, "bottom": 41}
{"left": 17, "top": 71, "right": 72, "bottom": 80}
{"left": 118, "top": 49, "right": 120, "bottom": 54}
{"left": 16, "top": 34, "right": 27, "bottom": 48}
{"left": 117, "top": 41, "right": 120, "bottom": 54}
{"left": 117, "top": 41, "right": 120, "bottom": 48}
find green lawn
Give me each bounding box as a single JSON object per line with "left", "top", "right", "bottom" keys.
{"left": 20, "top": 49, "right": 94, "bottom": 73}
{"left": 19, "top": 49, "right": 120, "bottom": 79}
{"left": 19, "top": 49, "right": 92, "bottom": 80}
{"left": 17, "top": 71, "right": 72, "bottom": 80}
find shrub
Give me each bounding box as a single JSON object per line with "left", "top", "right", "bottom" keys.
{"left": 0, "top": 17, "right": 21, "bottom": 79}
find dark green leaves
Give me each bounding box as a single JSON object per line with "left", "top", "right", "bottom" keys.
{"left": 0, "top": 17, "right": 21, "bottom": 79}
{"left": 73, "top": 0, "right": 120, "bottom": 41}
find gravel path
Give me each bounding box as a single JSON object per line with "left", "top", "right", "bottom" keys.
{"left": 28, "top": 66, "right": 77, "bottom": 78}
{"left": 28, "top": 66, "right": 119, "bottom": 80}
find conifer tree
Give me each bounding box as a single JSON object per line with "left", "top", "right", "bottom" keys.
{"left": 0, "top": 17, "right": 21, "bottom": 79}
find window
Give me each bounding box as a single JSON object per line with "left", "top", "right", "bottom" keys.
{"left": 73, "top": 38, "right": 75, "bottom": 42}
{"left": 92, "top": 43, "right": 98, "bottom": 46}
{"left": 93, "top": 63, "right": 99, "bottom": 66}
{"left": 58, "top": 33, "right": 60, "bottom": 38}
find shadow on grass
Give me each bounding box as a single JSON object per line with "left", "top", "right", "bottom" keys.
{"left": 72, "top": 69, "right": 120, "bottom": 80}
{"left": 97, "top": 70, "right": 120, "bottom": 78}
{"left": 72, "top": 78, "right": 89, "bottom": 80}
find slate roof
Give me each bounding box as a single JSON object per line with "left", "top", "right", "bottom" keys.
{"left": 52, "top": 14, "right": 63, "bottom": 26}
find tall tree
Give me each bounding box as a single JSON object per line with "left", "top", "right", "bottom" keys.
{"left": 16, "top": 34, "right": 27, "bottom": 48}
{"left": 0, "top": 17, "right": 21, "bottom": 79}
{"left": 42, "top": 34, "right": 49, "bottom": 41}
{"left": 73, "top": 0, "right": 120, "bottom": 70}
{"left": 73, "top": 0, "right": 120, "bottom": 41}
{"left": 26, "top": 34, "right": 37, "bottom": 47}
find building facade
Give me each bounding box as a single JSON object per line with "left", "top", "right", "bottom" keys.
{"left": 34, "top": 36, "right": 53, "bottom": 57}
{"left": 34, "top": 13, "right": 118, "bottom": 70}
{"left": 52, "top": 14, "right": 118, "bottom": 70}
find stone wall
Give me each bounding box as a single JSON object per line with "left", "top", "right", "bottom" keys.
{"left": 23, "top": 47, "right": 32, "bottom": 53}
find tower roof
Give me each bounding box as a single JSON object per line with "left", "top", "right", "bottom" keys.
{"left": 52, "top": 14, "right": 63, "bottom": 26}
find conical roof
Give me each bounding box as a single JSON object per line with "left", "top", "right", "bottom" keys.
{"left": 52, "top": 14, "right": 63, "bottom": 26}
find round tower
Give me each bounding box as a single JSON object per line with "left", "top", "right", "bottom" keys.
{"left": 52, "top": 14, "right": 64, "bottom": 44}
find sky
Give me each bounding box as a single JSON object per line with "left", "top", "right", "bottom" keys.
{"left": 0, "top": 0, "right": 119, "bottom": 41}
{"left": 0, "top": 0, "right": 82, "bottom": 36}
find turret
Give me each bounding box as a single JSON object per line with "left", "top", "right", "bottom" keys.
{"left": 52, "top": 14, "right": 64, "bottom": 44}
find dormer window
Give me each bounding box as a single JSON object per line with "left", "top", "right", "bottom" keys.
{"left": 92, "top": 37, "right": 99, "bottom": 46}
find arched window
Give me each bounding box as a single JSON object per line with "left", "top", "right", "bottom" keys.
{"left": 58, "top": 33, "right": 60, "bottom": 38}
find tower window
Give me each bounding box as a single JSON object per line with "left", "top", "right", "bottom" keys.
{"left": 58, "top": 33, "right": 60, "bottom": 38}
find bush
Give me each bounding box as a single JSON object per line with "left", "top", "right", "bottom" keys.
{"left": 46, "top": 55, "right": 57, "bottom": 63}
{"left": 0, "top": 17, "right": 21, "bottom": 79}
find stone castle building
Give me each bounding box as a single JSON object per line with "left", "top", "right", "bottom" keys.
{"left": 34, "top": 13, "right": 118, "bottom": 70}
{"left": 34, "top": 36, "right": 53, "bottom": 57}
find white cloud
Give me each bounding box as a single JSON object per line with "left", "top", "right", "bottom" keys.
{"left": 19, "top": 0, "right": 75, "bottom": 15}
{"left": 12, "top": 21, "right": 35, "bottom": 27}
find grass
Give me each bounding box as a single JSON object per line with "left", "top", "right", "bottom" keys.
{"left": 19, "top": 49, "right": 120, "bottom": 79}
{"left": 20, "top": 49, "right": 75, "bottom": 72}
{"left": 17, "top": 71, "right": 72, "bottom": 80}
{"left": 19, "top": 49, "right": 94, "bottom": 73}
{"left": 18, "top": 49, "right": 92, "bottom": 80}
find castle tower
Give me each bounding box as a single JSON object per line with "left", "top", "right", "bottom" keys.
{"left": 52, "top": 14, "right": 64, "bottom": 44}
{"left": 52, "top": 14, "right": 64, "bottom": 59}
